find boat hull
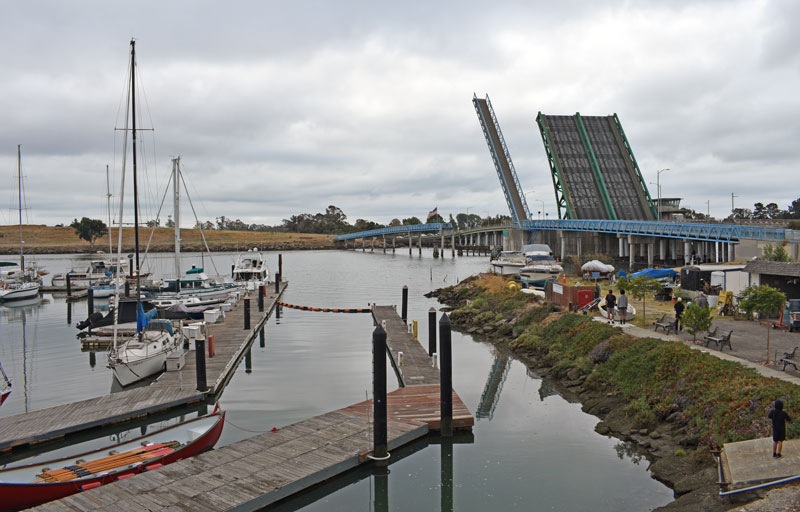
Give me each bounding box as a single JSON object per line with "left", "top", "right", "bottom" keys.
{"left": 490, "top": 262, "right": 525, "bottom": 275}
{"left": 0, "top": 412, "right": 225, "bottom": 511}
{"left": 0, "top": 283, "right": 40, "bottom": 302}
{"left": 0, "top": 389, "right": 10, "bottom": 406}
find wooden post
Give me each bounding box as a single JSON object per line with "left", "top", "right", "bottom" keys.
{"left": 275, "top": 275, "right": 280, "bottom": 294}
{"left": 428, "top": 307, "right": 437, "bottom": 355}
{"left": 258, "top": 285, "right": 265, "bottom": 312}
{"left": 245, "top": 348, "right": 252, "bottom": 374}
{"left": 259, "top": 326, "right": 265, "bottom": 348}
{"left": 278, "top": 253, "right": 282, "bottom": 281}
{"left": 66, "top": 273, "right": 72, "bottom": 297}
{"left": 401, "top": 285, "right": 408, "bottom": 324}
{"left": 372, "top": 325, "right": 388, "bottom": 465}
{"left": 195, "top": 338, "right": 207, "bottom": 391}
{"left": 439, "top": 313, "right": 453, "bottom": 437}
{"left": 244, "top": 298, "right": 251, "bottom": 330}
{"left": 124, "top": 280, "right": 130, "bottom": 297}
{"left": 87, "top": 287, "right": 94, "bottom": 315}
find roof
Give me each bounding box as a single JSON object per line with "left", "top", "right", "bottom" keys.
{"left": 743, "top": 260, "right": 800, "bottom": 277}
{"left": 694, "top": 264, "right": 746, "bottom": 272}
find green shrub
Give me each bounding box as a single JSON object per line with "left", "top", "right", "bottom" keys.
{"left": 625, "top": 396, "right": 657, "bottom": 427}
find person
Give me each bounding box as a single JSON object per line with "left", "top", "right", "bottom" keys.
{"left": 605, "top": 289, "right": 617, "bottom": 324}
{"left": 617, "top": 289, "right": 629, "bottom": 324}
{"left": 768, "top": 400, "right": 792, "bottom": 458}
{"left": 674, "top": 297, "right": 685, "bottom": 331}
{"left": 696, "top": 292, "right": 709, "bottom": 309}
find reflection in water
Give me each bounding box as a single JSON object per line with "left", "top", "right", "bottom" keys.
{"left": 1, "top": 297, "right": 45, "bottom": 414}
{"left": 614, "top": 441, "right": 646, "bottom": 465}
{"left": 372, "top": 466, "right": 389, "bottom": 512}
{"left": 537, "top": 374, "right": 559, "bottom": 401}
{"left": 476, "top": 349, "right": 511, "bottom": 420}
{"left": 440, "top": 440, "right": 453, "bottom": 512}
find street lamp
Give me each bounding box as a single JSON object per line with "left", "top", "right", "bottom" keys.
{"left": 656, "top": 168, "right": 670, "bottom": 220}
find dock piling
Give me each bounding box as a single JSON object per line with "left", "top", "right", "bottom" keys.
{"left": 87, "top": 287, "right": 94, "bottom": 314}
{"left": 401, "top": 285, "right": 408, "bottom": 324}
{"left": 278, "top": 253, "right": 282, "bottom": 281}
{"left": 428, "top": 307, "right": 437, "bottom": 355}
{"left": 244, "top": 298, "right": 251, "bottom": 330}
{"left": 66, "top": 274, "right": 72, "bottom": 297}
{"left": 258, "top": 285, "right": 265, "bottom": 312}
{"left": 439, "top": 313, "right": 453, "bottom": 437}
{"left": 275, "top": 275, "right": 280, "bottom": 293}
{"left": 124, "top": 280, "right": 130, "bottom": 297}
{"left": 259, "top": 326, "right": 265, "bottom": 348}
{"left": 245, "top": 348, "right": 252, "bottom": 374}
{"left": 195, "top": 338, "right": 207, "bottom": 392}
{"left": 372, "top": 325, "right": 389, "bottom": 465}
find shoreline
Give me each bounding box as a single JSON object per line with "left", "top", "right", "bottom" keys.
{"left": 430, "top": 275, "right": 800, "bottom": 512}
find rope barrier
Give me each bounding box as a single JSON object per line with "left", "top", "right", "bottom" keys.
{"left": 277, "top": 301, "right": 372, "bottom": 313}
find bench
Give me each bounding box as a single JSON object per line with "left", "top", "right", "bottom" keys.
{"left": 654, "top": 314, "right": 677, "bottom": 334}
{"left": 781, "top": 347, "right": 799, "bottom": 371}
{"left": 704, "top": 328, "right": 733, "bottom": 351}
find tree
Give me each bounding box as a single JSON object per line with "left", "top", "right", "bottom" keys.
{"left": 762, "top": 244, "right": 790, "bottom": 262}
{"left": 788, "top": 198, "right": 800, "bottom": 219}
{"left": 682, "top": 304, "right": 713, "bottom": 341}
{"left": 739, "top": 284, "right": 786, "bottom": 364}
{"left": 402, "top": 217, "right": 422, "bottom": 225}
{"left": 70, "top": 217, "right": 108, "bottom": 249}
{"left": 165, "top": 215, "right": 175, "bottom": 228}
{"left": 617, "top": 275, "right": 663, "bottom": 326}
{"left": 426, "top": 213, "right": 444, "bottom": 223}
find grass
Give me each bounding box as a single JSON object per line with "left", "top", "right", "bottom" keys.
{"left": 444, "top": 274, "right": 800, "bottom": 447}
{"left": 0, "top": 225, "right": 334, "bottom": 254}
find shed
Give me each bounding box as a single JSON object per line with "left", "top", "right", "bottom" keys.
{"left": 743, "top": 260, "right": 800, "bottom": 300}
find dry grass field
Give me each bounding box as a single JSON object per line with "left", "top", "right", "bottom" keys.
{"left": 0, "top": 225, "right": 335, "bottom": 254}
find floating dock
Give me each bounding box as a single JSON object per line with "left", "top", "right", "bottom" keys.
{"left": 0, "top": 283, "right": 287, "bottom": 453}
{"left": 34, "top": 306, "right": 473, "bottom": 511}
{"left": 719, "top": 437, "right": 800, "bottom": 492}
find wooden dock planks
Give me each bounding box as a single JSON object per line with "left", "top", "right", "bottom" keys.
{"left": 0, "top": 283, "right": 287, "bottom": 452}
{"left": 35, "top": 305, "right": 473, "bottom": 512}
{"left": 372, "top": 305, "right": 440, "bottom": 386}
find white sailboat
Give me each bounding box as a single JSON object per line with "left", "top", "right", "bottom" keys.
{"left": 0, "top": 145, "right": 41, "bottom": 302}
{"left": 107, "top": 40, "right": 182, "bottom": 387}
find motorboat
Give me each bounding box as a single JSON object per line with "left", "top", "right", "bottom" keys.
{"left": 142, "top": 267, "right": 237, "bottom": 307}
{"left": 0, "top": 281, "right": 40, "bottom": 302}
{"left": 519, "top": 244, "right": 562, "bottom": 289}
{"left": 598, "top": 297, "right": 636, "bottom": 322}
{"left": 233, "top": 248, "right": 270, "bottom": 291}
{"left": 490, "top": 251, "right": 527, "bottom": 275}
{"left": 90, "top": 277, "right": 125, "bottom": 298}
{"left": 0, "top": 409, "right": 225, "bottom": 511}
{"left": 51, "top": 259, "right": 133, "bottom": 288}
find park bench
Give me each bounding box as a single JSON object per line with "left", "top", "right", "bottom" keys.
{"left": 703, "top": 328, "right": 733, "bottom": 351}
{"left": 654, "top": 314, "right": 676, "bottom": 334}
{"left": 781, "top": 347, "right": 799, "bottom": 371}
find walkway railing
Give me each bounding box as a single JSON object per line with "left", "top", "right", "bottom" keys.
{"left": 335, "top": 223, "right": 452, "bottom": 241}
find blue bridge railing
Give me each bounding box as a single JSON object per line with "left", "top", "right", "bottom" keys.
{"left": 335, "top": 223, "right": 452, "bottom": 241}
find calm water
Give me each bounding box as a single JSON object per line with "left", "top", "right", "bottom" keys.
{"left": 0, "top": 249, "right": 673, "bottom": 511}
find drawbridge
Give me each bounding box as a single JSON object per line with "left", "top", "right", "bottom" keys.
{"left": 536, "top": 113, "right": 657, "bottom": 220}
{"left": 473, "top": 94, "right": 532, "bottom": 227}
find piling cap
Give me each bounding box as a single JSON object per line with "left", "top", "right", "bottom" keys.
{"left": 429, "top": 307, "right": 436, "bottom": 312}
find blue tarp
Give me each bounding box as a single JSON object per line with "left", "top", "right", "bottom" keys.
{"left": 136, "top": 303, "right": 157, "bottom": 333}
{"left": 631, "top": 268, "right": 678, "bottom": 280}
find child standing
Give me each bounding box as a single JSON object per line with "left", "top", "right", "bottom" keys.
{"left": 768, "top": 400, "right": 792, "bottom": 458}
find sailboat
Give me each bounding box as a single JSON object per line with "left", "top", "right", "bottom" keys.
{"left": 107, "top": 40, "right": 183, "bottom": 387}
{"left": 0, "top": 145, "right": 41, "bottom": 302}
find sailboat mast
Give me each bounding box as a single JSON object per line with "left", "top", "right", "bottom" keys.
{"left": 173, "top": 157, "right": 181, "bottom": 292}
{"left": 130, "top": 40, "right": 141, "bottom": 302}
{"left": 17, "top": 144, "right": 24, "bottom": 270}
{"left": 106, "top": 164, "right": 113, "bottom": 255}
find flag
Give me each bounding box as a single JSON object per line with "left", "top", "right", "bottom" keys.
{"left": 427, "top": 206, "right": 438, "bottom": 220}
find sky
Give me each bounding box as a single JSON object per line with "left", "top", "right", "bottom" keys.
{"left": 0, "top": 0, "right": 798, "bottom": 228}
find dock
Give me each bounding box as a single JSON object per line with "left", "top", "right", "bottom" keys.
{"left": 720, "top": 437, "right": 800, "bottom": 492}
{"left": 0, "top": 283, "right": 287, "bottom": 453}
{"left": 35, "top": 306, "right": 473, "bottom": 511}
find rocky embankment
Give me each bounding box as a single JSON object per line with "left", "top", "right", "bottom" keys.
{"left": 429, "top": 275, "right": 800, "bottom": 512}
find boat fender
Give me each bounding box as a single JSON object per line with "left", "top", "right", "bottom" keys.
{"left": 81, "top": 482, "right": 102, "bottom": 491}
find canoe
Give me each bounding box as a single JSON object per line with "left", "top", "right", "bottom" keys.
{"left": 598, "top": 299, "right": 636, "bottom": 321}
{"left": 0, "top": 410, "right": 225, "bottom": 511}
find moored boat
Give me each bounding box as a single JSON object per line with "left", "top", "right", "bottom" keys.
{"left": 519, "top": 244, "right": 562, "bottom": 289}
{"left": 0, "top": 410, "right": 225, "bottom": 511}
{"left": 0, "top": 362, "right": 11, "bottom": 407}
{"left": 598, "top": 298, "right": 637, "bottom": 321}
{"left": 233, "top": 248, "right": 270, "bottom": 291}
{"left": 490, "top": 251, "right": 527, "bottom": 275}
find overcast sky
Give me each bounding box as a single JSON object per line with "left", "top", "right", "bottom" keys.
{"left": 1, "top": 0, "right": 798, "bottom": 227}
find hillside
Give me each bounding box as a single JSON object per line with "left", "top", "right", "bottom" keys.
{"left": 0, "top": 225, "right": 335, "bottom": 254}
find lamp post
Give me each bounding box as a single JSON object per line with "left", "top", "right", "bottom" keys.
{"left": 536, "top": 200, "right": 545, "bottom": 220}
{"left": 656, "top": 168, "right": 670, "bottom": 221}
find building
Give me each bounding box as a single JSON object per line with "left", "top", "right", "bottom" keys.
{"left": 743, "top": 260, "right": 800, "bottom": 300}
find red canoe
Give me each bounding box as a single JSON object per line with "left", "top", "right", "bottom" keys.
{"left": 0, "top": 410, "right": 225, "bottom": 511}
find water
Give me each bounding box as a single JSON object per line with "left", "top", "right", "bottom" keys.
{"left": 0, "top": 249, "right": 673, "bottom": 510}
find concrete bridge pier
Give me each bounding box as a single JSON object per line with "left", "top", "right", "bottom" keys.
{"left": 659, "top": 239, "right": 666, "bottom": 262}
{"left": 393, "top": 236, "right": 396, "bottom": 253}
{"left": 441, "top": 231, "right": 445, "bottom": 256}
{"left": 618, "top": 236, "right": 624, "bottom": 258}
{"left": 647, "top": 240, "right": 654, "bottom": 266}
{"left": 628, "top": 235, "right": 634, "bottom": 271}
{"left": 560, "top": 231, "right": 566, "bottom": 261}
{"left": 451, "top": 235, "right": 455, "bottom": 258}
{"left": 576, "top": 237, "right": 582, "bottom": 259}
{"left": 371, "top": 237, "right": 375, "bottom": 252}
{"left": 382, "top": 235, "right": 386, "bottom": 253}
{"left": 408, "top": 234, "right": 412, "bottom": 255}
{"left": 418, "top": 234, "right": 422, "bottom": 255}
{"left": 729, "top": 242, "right": 735, "bottom": 262}
{"left": 362, "top": 238, "right": 366, "bottom": 252}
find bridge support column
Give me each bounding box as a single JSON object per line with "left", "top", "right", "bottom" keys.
{"left": 559, "top": 231, "right": 566, "bottom": 261}
{"left": 451, "top": 234, "right": 455, "bottom": 257}
{"left": 393, "top": 236, "right": 396, "bottom": 253}
{"left": 383, "top": 235, "right": 386, "bottom": 253}
{"left": 576, "top": 237, "right": 582, "bottom": 259}
{"left": 715, "top": 241, "right": 720, "bottom": 263}
{"left": 371, "top": 237, "right": 375, "bottom": 252}
{"left": 683, "top": 240, "right": 690, "bottom": 265}
{"left": 362, "top": 238, "right": 365, "bottom": 251}
{"left": 408, "top": 233, "right": 412, "bottom": 255}
{"left": 728, "top": 242, "right": 735, "bottom": 262}
{"left": 441, "top": 231, "right": 445, "bottom": 255}
{"left": 647, "top": 241, "right": 654, "bottom": 266}
{"left": 418, "top": 234, "right": 422, "bottom": 255}
{"left": 618, "top": 236, "right": 624, "bottom": 258}
{"left": 659, "top": 239, "right": 666, "bottom": 262}
{"left": 628, "top": 236, "right": 634, "bottom": 271}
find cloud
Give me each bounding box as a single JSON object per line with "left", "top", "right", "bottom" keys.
{"left": 0, "top": 0, "right": 797, "bottom": 227}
